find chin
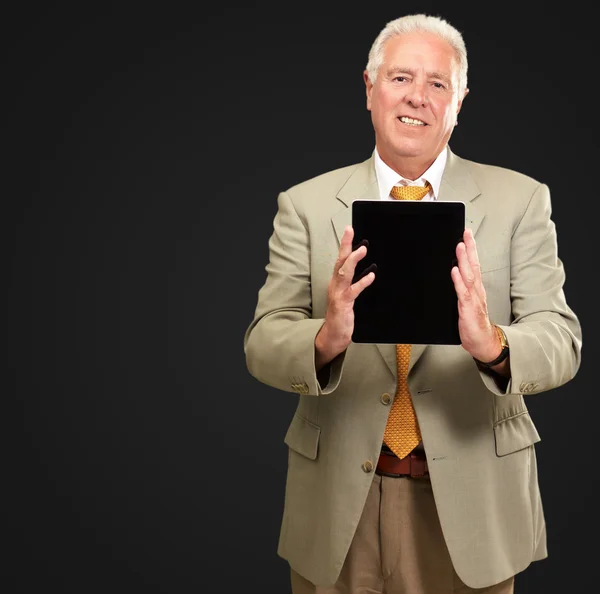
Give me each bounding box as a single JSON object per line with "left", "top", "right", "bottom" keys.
{"left": 392, "top": 143, "right": 426, "bottom": 158}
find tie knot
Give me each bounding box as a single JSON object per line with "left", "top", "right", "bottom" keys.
{"left": 390, "top": 183, "right": 430, "bottom": 201}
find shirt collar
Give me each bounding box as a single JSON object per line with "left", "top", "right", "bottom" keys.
{"left": 373, "top": 146, "right": 448, "bottom": 200}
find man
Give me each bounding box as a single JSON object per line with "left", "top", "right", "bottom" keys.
{"left": 244, "top": 13, "right": 582, "bottom": 594}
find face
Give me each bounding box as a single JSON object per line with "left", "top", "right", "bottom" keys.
{"left": 365, "top": 31, "right": 468, "bottom": 177}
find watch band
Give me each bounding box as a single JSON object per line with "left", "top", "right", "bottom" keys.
{"left": 473, "top": 325, "right": 509, "bottom": 368}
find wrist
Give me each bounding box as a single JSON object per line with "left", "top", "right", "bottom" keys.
{"left": 477, "top": 325, "right": 503, "bottom": 361}
{"left": 315, "top": 323, "right": 348, "bottom": 369}
{"left": 473, "top": 325, "right": 509, "bottom": 368}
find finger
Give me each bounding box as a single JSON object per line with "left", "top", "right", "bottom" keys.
{"left": 348, "top": 239, "right": 370, "bottom": 281}
{"left": 335, "top": 226, "right": 354, "bottom": 276}
{"left": 353, "top": 262, "right": 377, "bottom": 283}
{"left": 451, "top": 265, "right": 472, "bottom": 305}
{"left": 352, "top": 238, "right": 369, "bottom": 251}
{"left": 456, "top": 241, "right": 475, "bottom": 289}
{"left": 349, "top": 270, "right": 376, "bottom": 299}
{"left": 345, "top": 240, "right": 369, "bottom": 272}
{"left": 463, "top": 228, "right": 483, "bottom": 284}
{"left": 339, "top": 243, "right": 368, "bottom": 280}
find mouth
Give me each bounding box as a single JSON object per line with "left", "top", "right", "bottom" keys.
{"left": 398, "top": 116, "right": 427, "bottom": 127}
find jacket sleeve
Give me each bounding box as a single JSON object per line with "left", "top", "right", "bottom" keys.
{"left": 480, "top": 182, "right": 582, "bottom": 396}
{"left": 243, "top": 190, "right": 345, "bottom": 396}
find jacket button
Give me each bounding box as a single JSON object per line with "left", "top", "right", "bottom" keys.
{"left": 362, "top": 460, "right": 374, "bottom": 473}
{"left": 381, "top": 393, "right": 392, "bottom": 405}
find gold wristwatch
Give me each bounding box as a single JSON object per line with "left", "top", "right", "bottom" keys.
{"left": 474, "top": 325, "right": 509, "bottom": 368}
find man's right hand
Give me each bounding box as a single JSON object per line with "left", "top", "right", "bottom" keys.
{"left": 315, "top": 225, "right": 376, "bottom": 371}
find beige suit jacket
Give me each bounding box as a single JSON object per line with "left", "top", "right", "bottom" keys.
{"left": 244, "top": 147, "right": 582, "bottom": 588}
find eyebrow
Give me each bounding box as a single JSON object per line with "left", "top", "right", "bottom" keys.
{"left": 387, "top": 67, "right": 453, "bottom": 86}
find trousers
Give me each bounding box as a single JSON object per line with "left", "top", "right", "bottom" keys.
{"left": 290, "top": 472, "right": 515, "bottom": 594}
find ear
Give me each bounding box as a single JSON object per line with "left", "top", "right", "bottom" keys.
{"left": 456, "top": 87, "right": 469, "bottom": 116}
{"left": 364, "top": 70, "right": 373, "bottom": 111}
{"left": 453, "top": 87, "right": 469, "bottom": 126}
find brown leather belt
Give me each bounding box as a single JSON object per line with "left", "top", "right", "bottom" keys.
{"left": 376, "top": 449, "right": 429, "bottom": 478}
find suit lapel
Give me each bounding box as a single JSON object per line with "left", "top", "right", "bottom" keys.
{"left": 332, "top": 159, "right": 379, "bottom": 242}
{"left": 438, "top": 148, "right": 484, "bottom": 237}
{"left": 329, "top": 148, "right": 483, "bottom": 378}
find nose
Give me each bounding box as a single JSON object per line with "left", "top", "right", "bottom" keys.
{"left": 405, "top": 81, "right": 428, "bottom": 108}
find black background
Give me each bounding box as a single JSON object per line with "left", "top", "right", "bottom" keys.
{"left": 6, "top": 2, "right": 598, "bottom": 592}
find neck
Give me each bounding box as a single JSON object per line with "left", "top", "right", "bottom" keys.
{"left": 378, "top": 146, "right": 445, "bottom": 181}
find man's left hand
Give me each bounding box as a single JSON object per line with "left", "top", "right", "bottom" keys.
{"left": 451, "top": 228, "right": 502, "bottom": 363}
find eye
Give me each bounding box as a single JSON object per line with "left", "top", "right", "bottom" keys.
{"left": 432, "top": 82, "right": 446, "bottom": 89}
{"left": 393, "top": 76, "right": 408, "bottom": 83}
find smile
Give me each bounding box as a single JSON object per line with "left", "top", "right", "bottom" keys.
{"left": 398, "top": 116, "right": 426, "bottom": 126}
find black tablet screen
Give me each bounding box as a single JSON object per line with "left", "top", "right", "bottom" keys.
{"left": 351, "top": 200, "right": 465, "bottom": 345}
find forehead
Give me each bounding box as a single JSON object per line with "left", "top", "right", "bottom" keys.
{"left": 382, "top": 31, "right": 459, "bottom": 77}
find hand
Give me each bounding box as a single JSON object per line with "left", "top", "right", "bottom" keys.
{"left": 451, "top": 228, "right": 502, "bottom": 362}
{"left": 315, "top": 226, "right": 375, "bottom": 369}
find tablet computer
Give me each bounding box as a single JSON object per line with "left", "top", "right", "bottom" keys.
{"left": 351, "top": 199, "right": 465, "bottom": 345}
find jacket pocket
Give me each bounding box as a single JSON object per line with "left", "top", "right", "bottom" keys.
{"left": 494, "top": 411, "right": 541, "bottom": 457}
{"left": 284, "top": 413, "right": 321, "bottom": 460}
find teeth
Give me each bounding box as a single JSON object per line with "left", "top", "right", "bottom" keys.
{"left": 400, "top": 116, "right": 425, "bottom": 126}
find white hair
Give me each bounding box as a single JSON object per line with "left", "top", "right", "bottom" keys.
{"left": 365, "top": 14, "right": 468, "bottom": 94}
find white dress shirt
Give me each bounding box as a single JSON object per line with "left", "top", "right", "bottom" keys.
{"left": 373, "top": 146, "right": 448, "bottom": 201}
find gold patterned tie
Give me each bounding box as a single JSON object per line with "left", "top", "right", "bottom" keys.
{"left": 383, "top": 183, "right": 430, "bottom": 458}
{"left": 389, "top": 183, "right": 430, "bottom": 201}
